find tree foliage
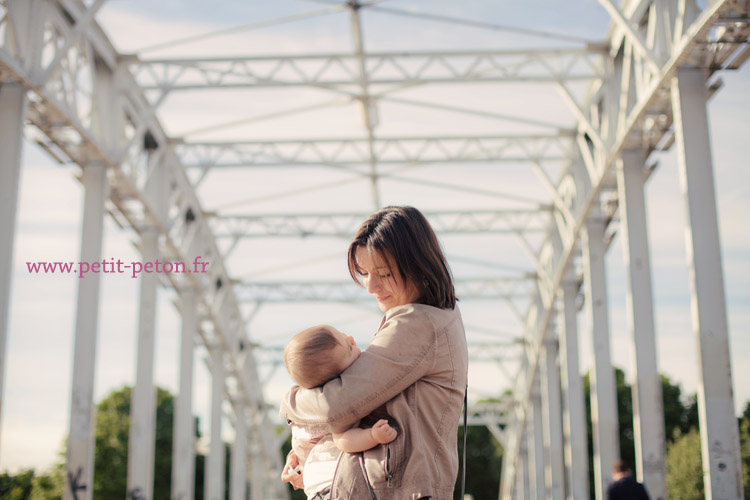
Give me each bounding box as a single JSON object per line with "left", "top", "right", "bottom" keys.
{"left": 92, "top": 385, "right": 176, "bottom": 500}
{"left": 455, "top": 418, "right": 503, "bottom": 500}
{"left": 0, "top": 385, "right": 217, "bottom": 500}
{"left": 666, "top": 427, "right": 704, "bottom": 500}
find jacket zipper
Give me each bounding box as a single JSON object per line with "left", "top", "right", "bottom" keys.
{"left": 385, "top": 444, "right": 393, "bottom": 487}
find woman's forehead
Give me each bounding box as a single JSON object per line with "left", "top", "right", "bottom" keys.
{"left": 355, "top": 246, "right": 393, "bottom": 268}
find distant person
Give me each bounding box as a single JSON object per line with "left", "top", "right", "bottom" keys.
{"left": 281, "top": 324, "right": 397, "bottom": 500}
{"left": 607, "top": 460, "right": 650, "bottom": 500}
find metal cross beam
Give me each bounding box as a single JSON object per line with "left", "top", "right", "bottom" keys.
{"left": 234, "top": 277, "right": 535, "bottom": 303}
{"left": 174, "top": 133, "right": 575, "bottom": 168}
{"left": 127, "top": 48, "right": 609, "bottom": 91}
{"left": 210, "top": 209, "right": 554, "bottom": 239}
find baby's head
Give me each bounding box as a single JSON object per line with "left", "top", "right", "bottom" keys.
{"left": 283, "top": 325, "right": 361, "bottom": 389}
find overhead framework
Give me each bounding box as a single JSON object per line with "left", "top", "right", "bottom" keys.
{"left": 0, "top": 1, "right": 748, "bottom": 500}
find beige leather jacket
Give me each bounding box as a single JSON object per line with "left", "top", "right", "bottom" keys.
{"left": 280, "top": 303, "right": 468, "bottom": 500}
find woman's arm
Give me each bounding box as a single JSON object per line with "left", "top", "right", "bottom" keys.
{"left": 331, "top": 419, "right": 397, "bottom": 453}
{"left": 280, "top": 305, "right": 438, "bottom": 432}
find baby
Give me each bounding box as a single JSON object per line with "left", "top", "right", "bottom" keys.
{"left": 281, "top": 325, "right": 397, "bottom": 499}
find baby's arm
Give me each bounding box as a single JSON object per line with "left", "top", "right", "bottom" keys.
{"left": 331, "top": 419, "right": 397, "bottom": 453}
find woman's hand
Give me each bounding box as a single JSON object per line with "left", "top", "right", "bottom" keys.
{"left": 280, "top": 450, "right": 304, "bottom": 490}
{"left": 370, "top": 419, "right": 398, "bottom": 444}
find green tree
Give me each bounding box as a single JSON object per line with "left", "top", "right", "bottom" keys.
{"left": 93, "top": 386, "right": 175, "bottom": 500}
{"left": 29, "top": 465, "right": 63, "bottom": 500}
{"left": 455, "top": 421, "right": 502, "bottom": 500}
{"left": 583, "top": 368, "right": 699, "bottom": 499}
{"left": 740, "top": 403, "right": 750, "bottom": 499}
{"left": 0, "top": 469, "right": 34, "bottom": 499}
{"left": 666, "top": 427, "right": 703, "bottom": 500}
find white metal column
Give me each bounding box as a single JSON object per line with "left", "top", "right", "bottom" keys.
{"left": 541, "top": 338, "right": 565, "bottom": 500}
{"left": 617, "top": 150, "right": 666, "bottom": 498}
{"left": 64, "top": 162, "right": 107, "bottom": 500}
{"left": 206, "top": 347, "right": 226, "bottom": 500}
{"left": 583, "top": 215, "right": 619, "bottom": 500}
{"left": 529, "top": 374, "right": 546, "bottom": 500}
{"left": 516, "top": 439, "right": 528, "bottom": 500}
{"left": 558, "top": 276, "right": 589, "bottom": 500}
{"left": 0, "top": 83, "right": 27, "bottom": 459}
{"left": 126, "top": 230, "right": 159, "bottom": 500}
{"left": 172, "top": 289, "right": 196, "bottom": 500}
{"left": 127, "top": 161, "right": 167, "bottom": 500}
{"left": 248, "top": 442, "right": 264, "bottom": 500}
{"left": 230, "top": 407, "right": 248, "bottom": 500}
{"left": 671, "top": 68, "right": 744, "bottom": 500}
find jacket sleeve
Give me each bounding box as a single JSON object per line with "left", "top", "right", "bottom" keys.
{"left": 280, "top": 306, "right": 437, "bottom": 433}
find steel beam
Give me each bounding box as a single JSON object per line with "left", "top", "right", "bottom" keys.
{"left": 176, "top": 134, "right": 573, "bottom": 168}
{"left": 128, "top": 49, "right": 607, "bottom": 91}
{"left": 235, "top": 277, "right": 533, "bottom": 304}
{"left": 171, "top": 289, "right": 196, "bottom": 500}
{"left": 64, "top": 162, "right": 107, "bottom": 500}
{"left": 558, "top": 276, "right": 589, "bottom": 500}
{"left": 617, "top": 150, "right": 666, "bottom": 497}
{"left": 230, "top": 405, "right": 248, "bottom": 500}
{"left": 541, "top": 338, "right": 565, "bottom": 500}
{"left": 211, "top": 209, "right": 551, "bottom": 239}
{"left": 127, "top": 156, "right": 168, "bottom": 500}
{"left": 582, "top": 215, "right": 619, "bottom": 500}
{"left": 529, "top": 375, "right": 546, "bottom": 500}
{"left": 0, "top": 82, "right": 26, "bottom": 460}
{"left": 206, "top": 347, "right": 226, "bottom": 500}
{"left": 671, "top": 67, "right": 744, "bottom": 500}
{"left": 518, "top": 440, "right": 529, "bottom": 500}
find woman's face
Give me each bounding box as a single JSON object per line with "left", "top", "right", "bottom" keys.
{"left": 355, "top": 246, "right": 419, "bottom": 313}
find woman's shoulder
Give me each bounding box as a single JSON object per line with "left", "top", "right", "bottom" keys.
{"left": 384, "top": 303, "right": 462, "bottom": 328}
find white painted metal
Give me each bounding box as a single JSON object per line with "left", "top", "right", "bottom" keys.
{"left": 583, "top": 215, "right": 619, "bottom": 500}
{"left": 127, "top": 155, "right": 168, "bottom": 500}
{"left": 0, "top": 1, "right": 285, "bottom": 494}
{"left": 212, "top": 209, "right": 551, "bottom": 240}
{"left": 175, "top": 134, "right": 573, "bottom": 169}
{"left": 206, "top": 347, "right": 226, "bottom": 500}
{"left": 0, "top": 2, "right": 747, "bottom": 500}
{"left": 235, "top": 278, "right": 532, "bottom": 304}
{"left": 172, "top": 289, "right": 196, "bottom": 500}
{"left": 64, "top": 162, "right": 107, "bottom": 500}
{"left": 617, "top": 150, "right": 666, "bottom": 498}
{"left": 558, "top": 276, "right": 590, "bottom": 500}
{"left": 0, "top": 82, "right": 26, "bottom": 461}
{"left": 129, "top": 49, "right": 608, "bottom": 90}
{"left": 541, "top": 337, "right": 565, "bottom": 500}
{"left": 517, "top": 440, "right": 528, "bottom": 500}
{"left": 230, "top": 406, "right": 248, "bottom": 500}
{"left": 671, "top": 67, "right": 744, "bottom": 500}
{"left": 529, "top": 375, "right": 546, "bottom": 500}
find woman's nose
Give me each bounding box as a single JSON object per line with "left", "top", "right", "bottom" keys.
{"left": 365, "top": 274, "right": 380, "bottom": 293}
{"left": 348, "top": 335, "right": 355, "bottom": 346}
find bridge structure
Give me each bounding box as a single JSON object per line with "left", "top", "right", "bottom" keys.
{"left": 0, "top": 1, "right": 748, "bottom": 499}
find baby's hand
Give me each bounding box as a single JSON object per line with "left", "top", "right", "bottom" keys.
{"left": 370, "top": 419, "right": 397, "bottom": 444}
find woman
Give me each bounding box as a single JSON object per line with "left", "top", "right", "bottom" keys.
{"left": 280, "top": 206, "right": 468, "bottom": 500}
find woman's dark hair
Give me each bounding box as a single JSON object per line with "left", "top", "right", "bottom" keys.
{"left": 347, "top": 206, "right": 456, "bottom": 309}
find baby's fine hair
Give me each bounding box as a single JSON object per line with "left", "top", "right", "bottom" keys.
{"left": 284, "top": 325, "right": 343, "bottom": 389}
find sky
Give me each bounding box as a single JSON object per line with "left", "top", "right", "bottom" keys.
{"left": 1, "top": 0, "right": 748, "bottom": 474}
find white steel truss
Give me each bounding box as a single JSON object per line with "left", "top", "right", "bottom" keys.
{"left": 127, "top": 48, "right": 609, "bottom": 91}
{"left": 0, "top": 1, "right": 748, "bottom": 500}
{"left": 174, "top": 134, "right": 574, "bottom": 169}
{"left": 210, "top": 209, "right": 552, "bottom": 239}
{"left": 234, "top": 277, "right": 535, "bottom": 304}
